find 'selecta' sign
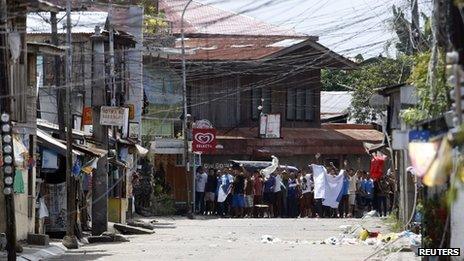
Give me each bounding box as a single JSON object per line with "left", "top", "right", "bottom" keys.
{"left": 192, "top": 128, "right": 217, "bottom": 153}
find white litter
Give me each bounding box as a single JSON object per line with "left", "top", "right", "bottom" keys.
{"left": 261, "top": 235, "right": 281, "bottom": 244}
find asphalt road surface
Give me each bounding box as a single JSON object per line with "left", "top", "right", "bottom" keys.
{"left": 50, "top": 216, "right": 419, "bottom": 261}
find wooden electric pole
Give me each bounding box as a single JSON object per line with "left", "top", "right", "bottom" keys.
{"left": 62, "top": 0, "right": 78, "bottom": 249}
{"left": 0, "top": 1, "right": 16, "bottom": 259}
{"left": 51, "top": 12, "right": 65, "bottom": 138}
{"left": 91, "top": 26, "right": 109, "bottom": 236}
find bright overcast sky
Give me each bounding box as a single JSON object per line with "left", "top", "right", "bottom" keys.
{"left": 199, "top": 0, "right": 432, "bottom": 58}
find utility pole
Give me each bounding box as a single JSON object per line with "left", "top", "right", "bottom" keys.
{"left": 62, "top": 0, "right": 78, "bottom": 249}
{"left": 181, "top": 0, "right": 194, "bottom": 218}
{"left": 411, "top": 0, "right": 420, "bottom": 53}
{"left": 91, "top": 26, "right": 109, "bottom": 236}
{"left": 51, "top": 12, "right": 65, "bottom": 137}
{"left": 0, "top": 1, "right": 16, "bottom": 259}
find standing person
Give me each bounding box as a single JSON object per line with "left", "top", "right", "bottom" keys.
{"left": 347, "top": 169, "right": 358, "bottom": 218}
{"left": 299, "top": 168, "right": 314, "bottom": 218}
{"left": 361, "top": 171, "right": 374, "bottom": 212}
{"left": 355, "top": 170, "right": 364, "bottom": 215}
{"left": 387, "top": 171, "right": 396, "bottom": 214}
{"left": 273, "top": 171, "right": 283, "bottom": 217}
{"left": 286, "top": 173, "right": 299, "bottom": 218}
{"left": 195, "top": 166, "right": 208, "bottom": 214}
{"left": 244, "top": 172, "right": 254, "bottom": 217}
{"left": 217, "top": 168, "right": 234, "bottom": 217}
{"left": 232, "top": 170, "right": 246, "bottom": 218}
{"left": 253, "top": 171, "right": 264, "bottom": 206}
{"left": 376, "top": 176, "right": 389, "bottom": 217}
{"left": 262, "top": 173, "right": 275, "bottom": 218}
{"left": 338, "top": 170, "right": 350, "bottom": 218}
{"left": 281, "top": 171, "right": 289, "bottom": 217}
{"left": 204, "top": 168, "right": 218, "bottom": 215}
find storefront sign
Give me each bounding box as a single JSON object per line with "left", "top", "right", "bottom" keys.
{"left": 192, "top": 128, "right": 217, "bottom": 153}
{"left": 83, "top": 107, "right": 92, "bottom": 125}
{"left": 127, "top": 104, "right": 135, "bottom": 120}
{"left": 129, "top": 122, "right": 139, "bottom": 139}
{"left": 259, "top": 114, "right": 281, "bottom": 138}
{"left": 100, "top": 106, "right": 129, "bottom": 127}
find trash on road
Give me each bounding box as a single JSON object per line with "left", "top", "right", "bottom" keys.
{"left": 261, "top": 235, "right": 281, "bottom": 244}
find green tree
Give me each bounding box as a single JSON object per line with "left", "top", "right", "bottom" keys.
{"left": 401, "top": 51, "right": 450, "bottom": 124}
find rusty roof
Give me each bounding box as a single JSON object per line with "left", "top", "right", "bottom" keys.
{"left": 215, "top": 126, "right": 383, "bottom": 156}
{"left": 169, "top": 36, "right": 309, "bottom": 61}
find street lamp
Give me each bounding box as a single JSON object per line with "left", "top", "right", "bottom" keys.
{"left": 181, "top": 0, "right": 194, "bottom": 218}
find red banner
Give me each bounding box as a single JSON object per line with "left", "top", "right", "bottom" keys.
{"left": 192, "top": 128, "right": 217, "bottom": 153}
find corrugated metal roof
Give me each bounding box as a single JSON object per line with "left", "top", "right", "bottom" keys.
{"left": 320, "top": 91, "right": 353, "bottom": 116}
{"left": 169, "top": 36, "right": 300, "bottom": 60}
{"left": 215, "top": 126, "right": 384, "bottom": 156}
{"left": 159, "top": 0, "right": 302, "bottom": 36}
{"left": 27, "top": 11, "right": 108, "bottom": 34}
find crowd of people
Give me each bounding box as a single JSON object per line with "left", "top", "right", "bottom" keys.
{"left": 194, "top": 161, "right": 396, "bottom": 218}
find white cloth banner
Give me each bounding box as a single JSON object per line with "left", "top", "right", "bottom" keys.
{"left": 311, "top": 164, "right": 345, "bottom": 208}
{"left": 260, "top": 155, "right": 279, "bottom": 178}
{"left": 312, "top": 164, "right": 327, "bottom": 199}
{"left": 322, "top": 170, "right": 345, "bottom": 208}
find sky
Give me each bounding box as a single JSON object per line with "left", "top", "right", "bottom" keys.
{"left": 199, "top": 0, "right": 432, "bottom": 58}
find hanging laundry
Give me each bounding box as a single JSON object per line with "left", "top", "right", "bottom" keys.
{"left": 13, "top": 169, "right": 25, "bottom": 193}
{"left": 72, "top": 159, "right": 82, "bottom": 177}
{"left": 38, "top": 197, "right": 49, "bottom": 218}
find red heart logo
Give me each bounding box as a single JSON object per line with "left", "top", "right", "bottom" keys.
{"left": 194, "top": 133, "right": 214, "bottom": 144}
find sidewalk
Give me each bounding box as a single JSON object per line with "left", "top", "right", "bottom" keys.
{"left": 0, "top": 242, "right": 66, "bottom": 261}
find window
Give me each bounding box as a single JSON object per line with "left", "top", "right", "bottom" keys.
{"left": 287, "top": 88, "right": 314, "bottom": 121}
{"left": 251, "top": 87, "right": 271, "bottom": 119}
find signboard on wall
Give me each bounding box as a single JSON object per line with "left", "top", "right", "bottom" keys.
{"left": 129, "top": 122, "right": 140, "bottom": 139}
{"left": 192, "top": 128, "right": 217, "bottom": 153}
{"left": 127, "top": 104, "right": 135, "bottom": 120}
{"left": 259, "top": 114, "right": 281, "bottom": 138}
{"left": 83, "top": 107, "right": 92, "bottom": 125}
{"left": 100, "top": 106, "right": 129, "bottom": 127}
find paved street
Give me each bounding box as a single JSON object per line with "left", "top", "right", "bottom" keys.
{"left": 48, "top": 216, "right": 418, "bottom": 261}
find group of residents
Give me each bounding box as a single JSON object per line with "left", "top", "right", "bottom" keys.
{"left": 194, "top": 161, "right": 396, "bottom": 218}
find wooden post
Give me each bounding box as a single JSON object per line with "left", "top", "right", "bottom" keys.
{"left": 0, "top": 1, "right": 16, "bottom": 259}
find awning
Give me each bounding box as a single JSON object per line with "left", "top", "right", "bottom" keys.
{"left": 27, "top": 42, "right": 66, "bottom": 56}
{"left": 363, "top": 142, "right": 387, "bottom": 154}
{"left": 109, "top": 157, "right": 128, "bottom": 169}
{"left": 150, "top": 139, "right": 184, "bottom": 154}
{"left": 37, "top": 119, "right": 87, "bottom": 139}
{"left": 37, "top": 129, "right": 84, "bottom": 156}
{"left": 70, "top": 142, "right": 108, "bottom": 158}
{"left": 135, "top": 144, "right": 149, "bottom": 157}
{"left": 117, "top": 137, "right": 149, "bottom": 157}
